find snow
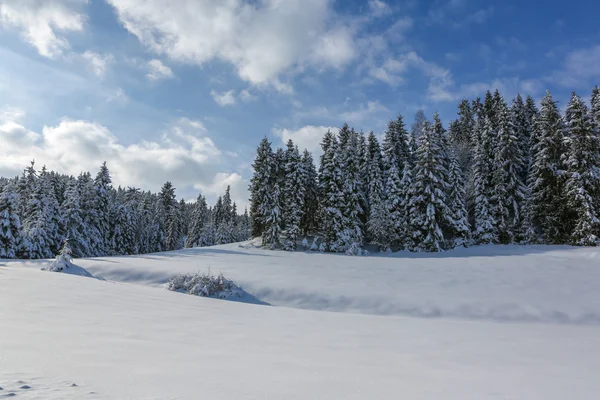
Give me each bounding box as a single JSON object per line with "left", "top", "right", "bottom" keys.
{"left": 2, "top": 243, "right": 600, "bottom": 399}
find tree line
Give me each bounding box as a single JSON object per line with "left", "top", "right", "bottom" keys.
{"left": 0, "top": 162, "right": 250, "bottom": 259}
{"left": 249, "top": 88, "right": 600, "bottom": 252}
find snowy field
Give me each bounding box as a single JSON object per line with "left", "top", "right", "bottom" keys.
{"left": 2, "top": 243, "right": 600, "bottom": 399}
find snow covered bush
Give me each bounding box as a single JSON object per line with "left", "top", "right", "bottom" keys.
{"left": 345, "top": 242, "right": 370, "bottom": 256}
{"left": 43, "top": 240, "right": 75, "bottom": 272}
{"left": 165, "top": 271, "right": 241, "bottom": 299}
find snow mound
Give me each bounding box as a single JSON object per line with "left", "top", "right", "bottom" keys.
{"left": 165, "top": 271, "right": 242, "bottom": 299}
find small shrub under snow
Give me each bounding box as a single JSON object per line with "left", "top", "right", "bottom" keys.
{"left": 43, "top": 240, "right": 75, "bottom": 272}
{"left": 165, "top": 271, "right": 241, "bottom": 299}
{"left": 345, "top": 242, "right": 370, "bottom": 256}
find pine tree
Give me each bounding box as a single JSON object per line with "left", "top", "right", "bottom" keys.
{"left": 562, "top": 92, "right": 600, "bottom": 245}
{"left": 318, "top": 131, "right": 345, "bottom": 251}
{"left": 94, "top": 162, "right": 112, "bottom": 255}
{"left": 492, "top": 94, "right": 526, "bottom": 243}
{"left": 510, "top": 94, "right": 530, "bottom": 182}
{"left": 186, "top": 194, "right": 209, "bottom": 248}
{"left": 249, "top": 138, "right": 273, "bottom": 238}
{"left": 408, "top": 117, "right": 451, "bottom": 252}
{"left": 261, "top": 148, "right": 284, "bottom": 248}
{"left": 0, "top": 182, "right": 22, "bottom": 258}
{"left": 339, "top": 128, "right": 364, "bottom": 249}
{"left": 60, "top": 179, "right": 89, "bottom": 257}
{"left": 300, "top": 150, "right": 318, "bottom": 235}
{"left": 410, "top": 110, "right": 428, "bottom": 159}
{"left": 471, "top": 111, "right": 497, "bottom": 244}
{"left": 282, "top": 140, "right": 305, "bottom": 250}
{"left": 446, "top": 151, "right": 470, "bottom": 247}
{"left": 528, "top": 91, "right": 567, "bottom": 243}
{"left": 366, "top": 132, "right": 389, "bottom": 250}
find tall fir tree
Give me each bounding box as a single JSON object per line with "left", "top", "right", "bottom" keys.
{"left": 562, "top": 92, "right": 600, "bottom": 245}
{"left": 300, "top": 149, "right": 318, "bottom": 235}
{"left": 528, "top": 91, "right": 567, "bottom": 243}
{"left": 249, "top": 138, "right": 273, "bottom": 238}
{"left": 366, "top": 132, "right": 389, "bottom": 250}
{"left": 282, "top": 140, "right": 305, "bottom": 250}
{"left": 0, "top": 182, "right": 22, "bottom": 258}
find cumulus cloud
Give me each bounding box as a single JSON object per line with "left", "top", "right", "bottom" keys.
{"left": 368, "top": 0, "right": 392, "bottom": 17}
{"left": 106, "top": 0, "right": 357, "bottom": 90}
{"left": 273, "top": 125, "right": 337, "bottom": 159}
{"left": 146, "top": 59, "right": 174, "bottom": 81}
{"left": 81, "top": 51, "right": 114, "bottom": 77}
{"left": 340, "top": 101, "right": 389, "bottom": 125}
{"left": 210, "top": 90, "right": 236, "bottom": 106}
{"left": 0, "top": 0, "right": 86, "bottom": 58}
{"left": 552, "top": 45, "right": 600, "bottom": 88}
{"left": 0, "top": 111, "right": 249, "bottom": 208}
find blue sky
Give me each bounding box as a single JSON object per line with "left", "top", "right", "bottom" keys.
{"left": 0, "top": 0, "right": 599, "bottom": 208}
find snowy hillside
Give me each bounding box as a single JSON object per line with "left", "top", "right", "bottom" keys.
{"left": 2, "top": 243, "right": 600, "bottom": 399}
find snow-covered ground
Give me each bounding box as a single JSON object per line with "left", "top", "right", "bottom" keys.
{"left": 2, "top": 243, "right": 600, "bottom": 399}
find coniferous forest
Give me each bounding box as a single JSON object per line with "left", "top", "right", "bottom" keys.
{"left": 249, "top": 88, "right": 600, "bottom": 253}
{"left": 0, "top": 162, "right": 250, "bottom": 259}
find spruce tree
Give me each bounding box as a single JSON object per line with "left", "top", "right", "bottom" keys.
{"left": 492, "top": 94, "right": 526, "bottom": 243}
{"left": 282, "top": 140, "right": 305, "bottom": 250}
{"left": 261, "top": 148, "right": 284, "bottom": 248}
{"left": 408, "top": 117, "right": 451, "bottom": 252}
{"left": 446, "top": 151, "right": 470, "bottom": 247}
{"left": 562, "top": 92, "right": 600, "bottom": 245}
{"left": 249, "top": 138, "right": 273, "bottom": 238}
{"left": 94, "top": 162, "right": 113, "bottom": 255}
{"left": 186, "top": 194, "right": 209, "bottom": 248}
{"left": 0, "top": 182, "right": 22, "bottom": 258}
{"left": 318, "top": 131, "right": 345, "bottom": 251}
{"left": 472, "top": 112, "right": 497, "bottom": 244}
{"left": 366, "top": 132, "right": 389, "bottom": 250}
{"left": 300, "top": 150, "right": 318, "bottom": 236}
{"left": 60, "top": 179, "right": 89, "bottom": 257}
{"left": 528, "top": 91, "right": 567, "bottom": 243}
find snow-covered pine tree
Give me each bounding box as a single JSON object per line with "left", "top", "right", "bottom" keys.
{"left": 384, "top": 162, "right": 403, "bottom": 248}
{"left": 410, "top": 110, "right": 428, "bottom": 160}
{"left": 408, "top": 116, "right": 451, "bottom": 252}
{"left": 158, "top": 181, "right": 178, "bottom": 250}
{"left": 449, "top": 99, "right": 475, "bottom": 173}
{"left": 94, "top": 162, "right": 113, "bottom": 255}
{"left": 186, "top": 194, "right": 209, "bottom": 248}
{"left": 0, "top": 182, "right": 22, "bottom": 259}
{"left": 300, "top": 149, "right": 318, "bottom": 236}
{"left": 366, "top": 132, "right": 389, "bottom": 250}
{"left": 562, "top": 92, "right": 600, "bottom": 245}
{"left": 318, "top": 130, "right": 345, "bottom": 251}
{"left": 446, "top": 150, "right": 470, "bottom": 247}
{"left": 492, "top": 94, "right": 526, "bottom": 243}
{"left": 261, "top": 148, "right": 284, "bottom": 248}
{"left": 282, "top": 139, "right": 305, "bottom": 250}
{"left": 525, "top": 95, "right": 539, "bottom": 171}
{"left": 471, "top": 107, "right": 497, "bottom": 244}
{"left": 528, "top": 91, "right": 567, "bottom": 243}
{"left": 510, "top": 94, "right": 531, "bottom": 182}
{"left": 249, "top": 138, "right": 273, "bottom": 238}
{"left": 339, "top": 128, "right": 364, "bottom": 250}
{"left": 60, "top": 179, "right": 89, "bottom": 257}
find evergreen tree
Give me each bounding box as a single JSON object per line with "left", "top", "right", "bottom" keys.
{"left": 562, "top": 92, "right": 600, "bottom": 245}
{"left": 60, "top": 179, "right": 89, "bottom": 257}
{"left": 318, "top": 131, "right": 345, "bottom": 251}
{"left": 366, "top": 132, "right": 389, "bottom": 250}
{"left": 186, "top": 194, "right": 209, "bottom": 248}
{"left": 0, "top": 182, "right": 22, "bottom": 258}
{"left": 300, "top": 150, "right": 318, "bottom": 235}
{"left": 249, "top": 138, "right": 273, "bottom": 238}
{"left": 528, "top": 91, "right": 567, "bottom": 243}
{"left": 261, "top": 148, "right": 284, "bottom": 248}
{"left": 408, "top": 117, "right": 451, "bottom": 252}
{"left": 282, "top": 140, "right": 305, "bottom": 250}
{"left": 492, "top": 94, "right": 526, "bottom": 243}
{"left": 446, "top": 151, "right": 470, "bottom": 247}
{"left": 94, "top": 162, "right": 112, "bottom": 255}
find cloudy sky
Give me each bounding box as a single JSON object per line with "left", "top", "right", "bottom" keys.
{"left": 0, "top": 0, "right": 598, "bottom": 208}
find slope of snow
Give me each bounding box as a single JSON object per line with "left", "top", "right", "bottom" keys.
{"left": 5, "top": 243, "right": 600, "bottom": 324}
{"left": 2, "top": 265, "right": 600, "bottom": 400}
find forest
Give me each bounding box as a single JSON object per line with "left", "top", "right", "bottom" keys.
{"left": 249, "top": 88, "right": 600, "bottom": 253}
{"left": 0, "top": 162, "right": 250, "bottom": 259}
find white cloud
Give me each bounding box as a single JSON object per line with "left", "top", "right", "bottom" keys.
{"left": 105, "top": 87, "right": 129, "bottom": 103}
{"left": 0, "top": 106, "right": 25, "bottom": 123}
{"left": 106, "top": 0, "right": 357, "bottom": 90}
{"left": 146, "top": 59, "right": 173, "bottom": 81}
{"left": 273, "top": 125, "right": 337, "bottom": 160}
{"left": 239, "top": 89, "right": 257, "bottom": 102}
{"left": 81, "top": 51, "right": 114, "bottom": 77}
{"left": 340, "top": 100, "right": 389, "bottom": 125}
{"left": 0, "top": 112, "right": 248, "bottom": 208}
{"left": 368, "top": 0, "right": 392, "bottom": 18}
{"left": 0, "top": 0, "right": 86, "bottom": 58}
{"left": 552, "top": 45, "right": 600, "bottom": 88}
{"left": 210, "top": 90, "right": 236, "bottom": 107}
